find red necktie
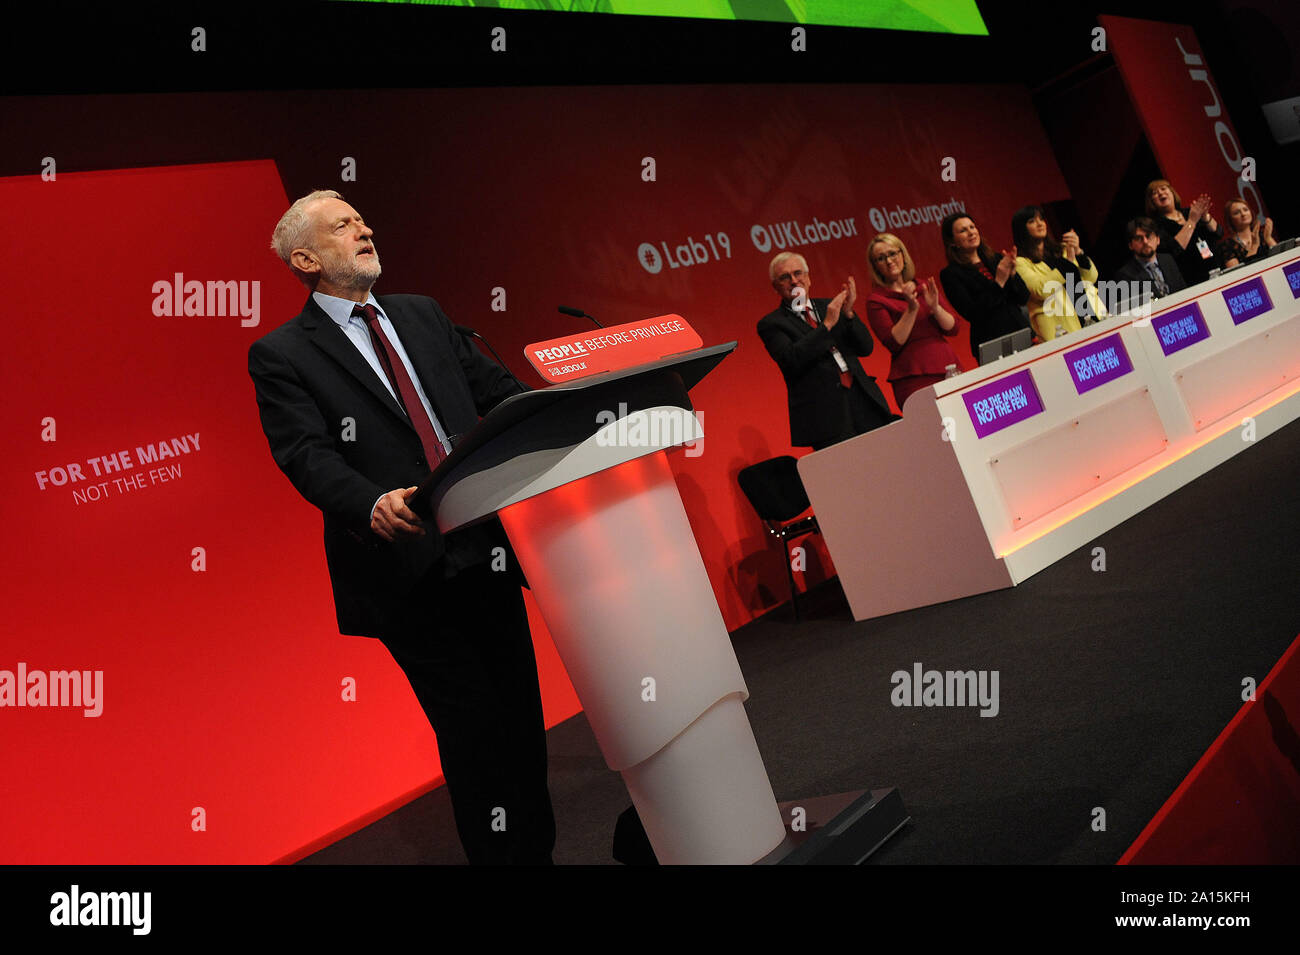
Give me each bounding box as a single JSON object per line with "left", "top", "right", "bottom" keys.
{"left": 803, "top": 307, "right": 853, "bottom": 388}
{"left": 353, "top": 303, "right": 447, "bottom": 467}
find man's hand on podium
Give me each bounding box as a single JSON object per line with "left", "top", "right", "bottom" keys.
{"left": 371, "top": 486, "right": 426, "bottom": 541}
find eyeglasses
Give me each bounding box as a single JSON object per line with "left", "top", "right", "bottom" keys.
{"left": 775, "top": 269, "right": 806, "bottom": 283}
{"left": 873, "top": 249, "right": 902, "bottom": 264}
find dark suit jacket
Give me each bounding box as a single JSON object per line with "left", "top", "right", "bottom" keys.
{"left": 248, "top": 292, "right": 522, "bottom": 639}
{"left": 938, "top": 260, "right": 1030, "bottom": 359}
{"left": 1113, "top": 252, "right": 1187, "bottom": 311}
{"left": 756, "top": 298, "right": 891, "bottom": 448}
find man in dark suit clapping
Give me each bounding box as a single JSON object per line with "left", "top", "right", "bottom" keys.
{"left": 756, "top": 252, "right": 894, "bottom": 450}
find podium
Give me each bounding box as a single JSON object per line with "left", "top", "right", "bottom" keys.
{"left": 414, "top": 344, "right": 787, "bottom": 864}
{"left": 414, "top": 343, "right": 909, "bottom": 863}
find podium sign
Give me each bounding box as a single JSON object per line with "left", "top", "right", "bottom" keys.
{"left": 525, "top": 315, "right": 701, "bottom": 382}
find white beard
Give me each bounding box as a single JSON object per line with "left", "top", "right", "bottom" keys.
{"left": 325, "top": 248, "right": 382, "bottom": 291}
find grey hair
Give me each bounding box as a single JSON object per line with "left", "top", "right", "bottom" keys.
{"left": 271, "top": 190, "right": 342, "bottom": 273}
{"left": 769, "top": 251, "right": 807, "bottom": 282}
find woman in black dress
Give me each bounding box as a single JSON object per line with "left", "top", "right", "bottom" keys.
{"left": 1144, "top": 179, "right": 1223, "bottom": 286}
{"left": 1217, "top": 197, "right": 1278, "bottom": 268}
{"left": 938, "top": 212, "right": 1029, "bottom": 360}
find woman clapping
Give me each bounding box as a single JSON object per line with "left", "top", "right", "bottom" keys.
{"left": 1011, "top": 205, "right": 1106, "bottom": 341}
{"left": 1217, "top": 197, "right": 1278, "bottom": 268}
{"left": 938, "top": 212, "right": 1030, "bottom": 359}
{"left": 864, "top": 233, "right": 962, "bottom": 411}
{"left": 1144, "top": 179, "right": 1223, "bottom": 285}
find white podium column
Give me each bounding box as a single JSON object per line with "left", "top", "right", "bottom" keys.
{"left": 499, "top": 451, "right": 785, "bottom": 864}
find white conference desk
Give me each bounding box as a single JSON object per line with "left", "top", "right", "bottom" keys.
{"left": 799, "top": 249, "right": 1300, "bottom": 621}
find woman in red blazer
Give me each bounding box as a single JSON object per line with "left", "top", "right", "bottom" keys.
{"left": 864, "top": 232, "right": 962, "bottom": 411}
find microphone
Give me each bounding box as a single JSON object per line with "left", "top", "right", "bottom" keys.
{"left": 452, "top": 325, "right": 529, "bottom": 393}
{"left": 558, "top": 305, "right": 605, "bottom": 328}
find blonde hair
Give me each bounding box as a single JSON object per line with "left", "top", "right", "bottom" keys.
{"left": 867, "top": 233, "right": 916, "bottom": 286}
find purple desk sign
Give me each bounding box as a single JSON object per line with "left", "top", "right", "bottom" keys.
{"left": 1064, "top": 333, "right": 1133, "bottom": 395}
{"left": 1221, "top": 276, "right": 1273, "bottom": 325}
{"left": 962, "top": 369, "right": 1045, "bottom": 438}
{"left": 1284, "top": 260, "right": 1300, "bottom": 298}
{"left": 1150, "top": 302, "right": 1210, "bottom": 356}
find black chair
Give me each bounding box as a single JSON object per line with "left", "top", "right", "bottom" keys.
{"left": 737, "top": 456, "right": 821, "bottom": 620}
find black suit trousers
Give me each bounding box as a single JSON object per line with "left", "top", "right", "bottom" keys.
{"left": 379, "top": 562, "right": 555, "bottom": 865}
{"left": 810, "top": 381, "right": 895, "bottom": 450}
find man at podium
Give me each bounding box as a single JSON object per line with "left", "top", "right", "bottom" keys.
{"left": 248, "top": 190, "right": 555, "bottom": 864}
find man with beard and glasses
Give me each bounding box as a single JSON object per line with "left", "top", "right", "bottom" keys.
{"left": 1113, "top": 216, "right": 1187, "bottom": 313}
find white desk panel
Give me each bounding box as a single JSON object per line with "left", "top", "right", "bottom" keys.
{"left": 802, "top": 250, "right": 1300, "bottom": 620}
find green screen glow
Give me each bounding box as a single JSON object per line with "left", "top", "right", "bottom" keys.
{"left": 349, "top": 0, "right": 988, "bottom": 35}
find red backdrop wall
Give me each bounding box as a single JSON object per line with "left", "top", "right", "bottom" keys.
{"left": 1103, "top": 16, "right": 1268, "bottom": 219}
{"left": 4, "top": 82, "right": 1072, "bottom": 862}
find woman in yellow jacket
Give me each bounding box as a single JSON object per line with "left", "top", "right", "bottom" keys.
{"left": 1011, "top": 205, "right": 1107, "bottom": 341}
